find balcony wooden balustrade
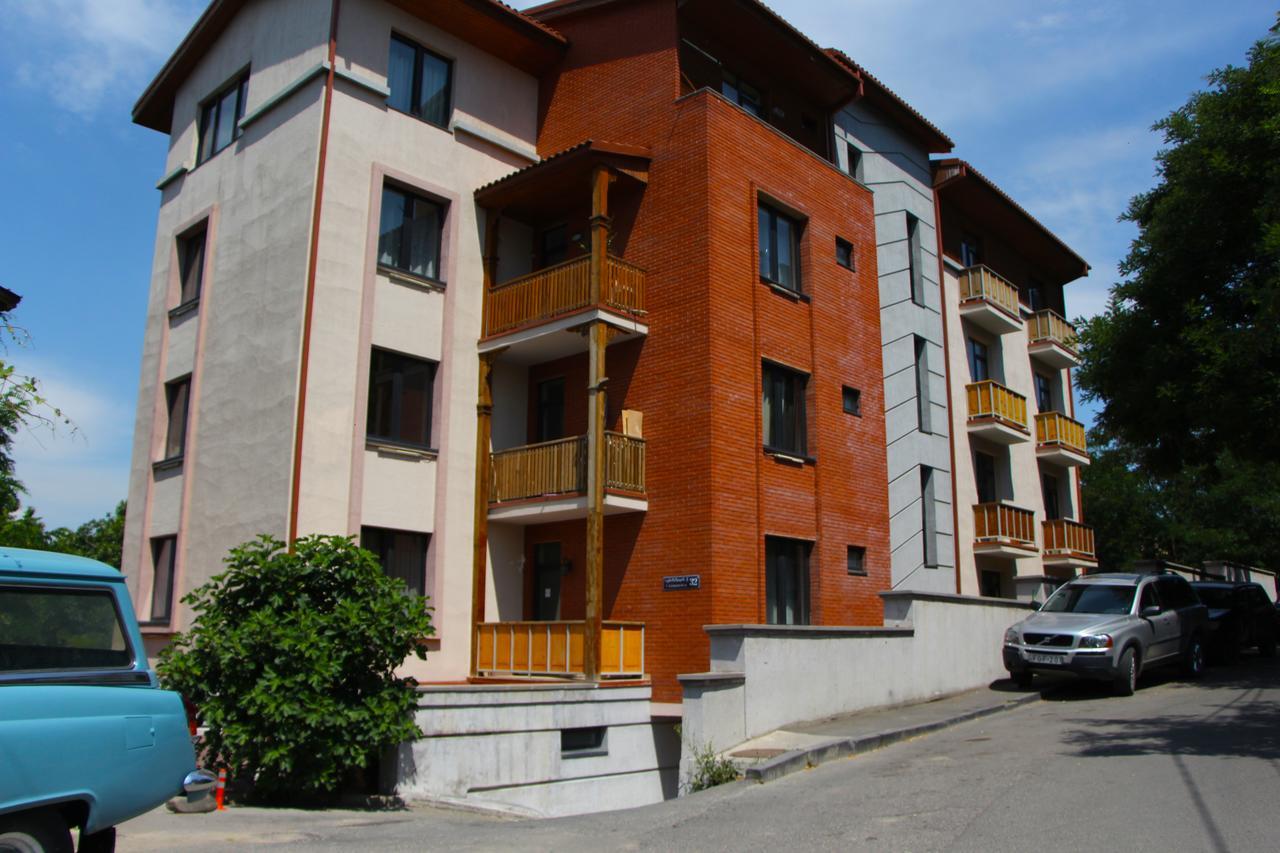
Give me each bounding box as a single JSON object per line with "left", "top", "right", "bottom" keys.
{"left": 973, "top": 502, "right": 1038, "bottom": 553}
{"left": 959, "top": 265, "right": 1021, "bottom": 328}
{"left": 1042, "top": 519, "right": 1096, "bottom": 561}
{"left": 474, "top": 620, "right": 645, "bottom": 678}
{"left": 484, "top": 255, "right": 646, "bottom": 338}
{"left": 966, "top": 380, "right": 1029, "bottom": 438}
{"left": 489, "top": 432, "right": 646, "bottom": 503}
{"left": 1028, "top": 310, "right": 1078, "bottom": 351}
{"left": 1035, "top": 412, "right": 1088, "bottom": 455}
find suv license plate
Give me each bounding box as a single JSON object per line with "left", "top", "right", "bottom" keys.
{"left": 1026, "top": 652, "right": 1066, "bottom": 665}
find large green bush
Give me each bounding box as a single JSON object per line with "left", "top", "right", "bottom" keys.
{"left": 158, "top": 534, "right": 434, "bottom": 802}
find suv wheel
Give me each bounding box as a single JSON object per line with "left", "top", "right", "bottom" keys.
{"left": 1182, "top": 635, "right": 1206, "bottom": 678}
{"left": 1113, "top": 647, "right": 1137, "bottom": 696}
{"left": 0, "top": 811, "right": 73, "bottom": 853}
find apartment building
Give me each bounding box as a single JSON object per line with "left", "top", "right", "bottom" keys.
{"left": 934, "top": 159, "right": 1095, "bottom": 602}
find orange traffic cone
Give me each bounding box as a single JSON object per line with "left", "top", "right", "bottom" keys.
{"left": 215, "top": 768, "right": 227, "bottom": 810}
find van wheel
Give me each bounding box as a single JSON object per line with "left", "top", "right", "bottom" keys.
{"left": 1183, "top": 635, "right": 1206, "bottom": 679}
{"left": 0, "top": 811, "right": 73, "bottom": 853}
{"left": 1113, "top": 648, "right": 1137, "bottom": 696}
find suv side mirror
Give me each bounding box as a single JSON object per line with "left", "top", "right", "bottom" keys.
{"left": 1141, "top": 605, "right": 1161, "bottom": 618}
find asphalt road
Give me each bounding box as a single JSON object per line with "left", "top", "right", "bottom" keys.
{"left": 120, "top": 653, "right": 1280, "bottom": 852}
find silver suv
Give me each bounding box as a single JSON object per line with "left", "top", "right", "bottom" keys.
{"left": 1003, "top": 572, "right": 1208, "bottom": 695}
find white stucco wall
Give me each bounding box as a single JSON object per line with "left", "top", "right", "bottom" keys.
{"left": 836, "top": 102, "right": 953, "bottom": 593}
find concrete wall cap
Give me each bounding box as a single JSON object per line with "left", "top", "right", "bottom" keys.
{"left": 676, "top": 671, "right": 746, "bottom": 685}
{"left": 878, "top": 590, "right": 1034, "bottom": 609}
{"left": 703, "top": 625, "right": 914, "bottom": 639}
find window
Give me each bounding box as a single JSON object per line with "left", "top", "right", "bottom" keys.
{"left": 920, "top": 466, "right": 938, "bottom": 567}
{"left": 378, "top": 185, "right": 445, "bottom": 281}
{"left": 163, "top": 376, "right": 191, "bottom": 462}
{"left": 967, "top": 338, "right": 989, "bottom": 382}
{"left": 914, "top": 336, "right": 931, "bottom": 434}
{"left": 835, "top": 237, "right": 854, "bottom": 270}
{"left": 197, "top": 71, "right": 249, "bottom": 165}
{"left": 844, "top": 140, "right": 864, "bottom": 182}
{"left": 766, "top": 537, "right": 810, "bottom": 625}
{"left": 980, "top": 570, "right": 1002, "bottom": 598}
{"left": 367, "top": 348, "right": 437, "bottom": 448}
{"left": 177, "top": 224, "right": 207, "bottom": 305}
{"left": 150, "top": 536, "right": 177, "bottom": 623}
{"left": 842, "top": 386, "right": 861, "bottom": 417}
{"left": 535, "top": 377, "right": 565, "bottom": 442}
{"left": 1034, "top": 373, "right": 1053, "bottom": 413}
{"left": 847, "top": 545, "right": 866, "bottom": 576}
{"left": 1139, "top": 583, "right": 1160, "bottom": 613}
{"left": 0, "top": 587, "right": 131, "bottom": 672}
{"left": 906, "top": 213, "right": 925, "bottom": 306}
{"left": 541, "top": 225, "right": 568, "bottom": 267}
{"left": 1042, "top": 474, "right": 1060, "bottom": 520}
{"left": 762, "top": 362, "right": 807, "bottom": 455}
{"left": 361, "top": 527, "right": 429, "bottom": 596}
{"left": 974, "top": 451, "right": 997, "bottom": 504}
{"left": 1027, "top": 282, "right": 1044, "bottom": 312}
{"left": 387, "top": 35, "right": 452, "bottom": 127}
{"left": 722, "top": 70, "right": 762, "bottom": 117}
{"left": 561, "top": 726, "right": 608, "bottom": 757}
{"left": 1156, "top": 576, "right": 1197, "bottom": 610}
{"left": 960, "top": 234, "right": 981, "bottom": 268}
{"left": 758, "top": 204, "right": 801, "bottom": 292}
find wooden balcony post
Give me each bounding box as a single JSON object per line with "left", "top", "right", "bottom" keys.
{"left": 589, "top": 165, "right": 611, "bottom": 307}
{"left": 584, "top": 320, "right": 608, "bottom": 681}
{"left": 470, "top": 351, "right": 497, "bottom": 677}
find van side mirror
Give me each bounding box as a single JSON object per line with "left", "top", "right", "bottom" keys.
{"left": 1141, "top": 605, "right": 1161, "bottom": 618}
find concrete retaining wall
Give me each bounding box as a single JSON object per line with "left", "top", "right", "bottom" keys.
{"left": 679, "top": 591, "right": 1031, "bottom": 776}
{"left": 393, "top": 682, "right": 678, "bottom": 817}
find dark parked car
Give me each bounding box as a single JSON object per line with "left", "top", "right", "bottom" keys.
{"left": 1191, "top": 581, "right": 1278, "bottom": 661}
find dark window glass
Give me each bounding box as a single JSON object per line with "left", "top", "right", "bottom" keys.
{"left": 1027, "top": 283, "right": 1044, "bottom": 311}
{"left": 835, "top": 237, "right": 854, "bottom": 270}
{"left": 150, "top": 536, "right": 176, "bottom": 622}
{"left": 847, "top": 545, "right": 866, "bottom": 576}
{"left": 561, "top": 726, "right": 607, "bottom": 755}
{"left": 533, "top": 541, "right": 562, "bottom": 621}
{"left": 907, "top": 214, "right": 925, "bottom": 305}
{"left": 1035, "top": 373, "right": 1053, "bottom": 413}
{"left": 914, "top": 336, "right": 931, "bottom": 433}
{"left": 361, "top": 527, "right": 429, "bottom": 596}
{"left": 367, "top": 348, "right": 436, "bottom": 448}
{"left": 759, "top": 204, "right": 801, "bottom": 291}
{"left": 921, "top": 466, "right": 938, "bottom": 566}
{"left": 980, "top": 570, "right": 1002, "bottom": 598}
{"left": 1042, "top": 582, "right": 1137, "bottom": 614}
{"left": 967, "top": 338, "right": 989, "bottom": 382}
{"left": 535, "top": 378, "right": 565, "bottom": 442}
{"left": 1042, "top": 473, "right": 1060, "bottom": 520}
{"left": 974, "top": 451, "right": 997, "bottom": 504}
{"left": 960, "top": 235, "right": 981, "bottom": 267}
{"left": 177, "top": 225, "right": 207, "bottom": 305}
{"left": 1157, "top": 577, "right": 1195, "bottom": 609}
{"left": 378, "top": 185, "right": 444, "bottom": 280}
{"left": 387, "top": 35, "right": 453, "bottom": 127}
{"left": 722, "top": 71, "right": 762, "bottom": 117}
{"left": 1140, "top": 583, "right": 1160, "bottom": 612}
{"left": 845, "top": 141, "right": 863, "bottom": 182}
{"left": 766, "top": 537, "right": 810, "bottom": 625}
{"left": 0, "top": 587, "right": 131, "bottom": 671}
{"left": 762, "top": 362, "right": 807, "bottom": 455}
{"left": 842, "top": 386, "right": 861, "bottom": 416}
{"left": 197, "top": 71, "right": 249, "bottom": 164}
{"left": 541, "top": 225, "right": 568, "bottom": 267}
{"left": 163, "top": 377, "right": 191, "bottom": 461}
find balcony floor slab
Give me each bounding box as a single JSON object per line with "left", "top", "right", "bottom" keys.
{"left": 480, "top": 308, "right": 648, "bottom": 365}
{"left": 960, "top": 300, "right": 1023, "bottom": 336}
{"left": 488, "top": 492, "right": 648, "bottom": 525}
{"left": 1028, "top": 340, "right": 1080, "bottom": 369}
{"left": 968, "top": 419, "right": 1031, "bottom": 445}
{"left": 1036, "top": 444, "right": 1090, "bottom": 467}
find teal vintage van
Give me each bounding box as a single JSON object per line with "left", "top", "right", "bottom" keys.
{"left": 0, "top": 547, "right": 212, "bottom": 852}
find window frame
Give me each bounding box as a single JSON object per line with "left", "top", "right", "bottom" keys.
{"left": 0, "top": 584, "right": 137, "bottom": 674}
{"left": 758, "top": 203, "right": 803, "bottom": 293}
{"left": 842, "top": 386, "right": 861, "bottom": 417}
{"left": 914, "top": 336, "right": 931, "bottom": 434}
{"left": 766, "top": 536, "right": 811, "bottom": 625}
{"left": 920, "top": 466, "right": 939, "bottom": 567}
{"left": 906, "top": 213, "right": 925, "bottom": 306}
{"left": 722, "top": 70, "right": 763, "bottom": 118}
{"left": 846, "top": 545, "right": 867, "bottom": 576}
{"left": 967, "top": 337, "right": 989, "bottom": 382}
{"left": 835, "top": 236, "right": 854, "bottom": 270}
{"left": 360, "top": 526, "right": 430, "bottom": 597}
{"left": 149, "top": 536, "right": 177, "bottom": 624}
{"left": 176, "top": 222, "right": 207, "bottom": 308}
{"left": 762, "top": 360, "right": 809, "bottom": 457}
{"left": 387, "top": 34, "right": 454, "bottom": 128}
{"left": 377, "top": 183, "right": 447, "bottom": 284}
{"left": 366, "top": 347, "right": 438, "bottom": 451}
{"left": 196, "top": 70, "right": 249, "bottom": 166}
{"left": 162, "top": 375, "right": 191, "bottom": 464}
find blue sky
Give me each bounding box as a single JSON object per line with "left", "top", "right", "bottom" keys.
{"left": 0, "top": 0, "right": 1274, "bottom": 527}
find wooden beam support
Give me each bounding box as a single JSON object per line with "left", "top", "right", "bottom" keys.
{"left": 584, "top": 167, "right": 610, "bottom": 682}
{"left": 470, "top": 212, "right": 501, "bottom": 677}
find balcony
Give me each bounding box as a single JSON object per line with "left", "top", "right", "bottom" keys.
{"left": 1042, "top": 519, "right": 1097, "bottom": 570}
{"left": 1027, "top": 310, "right": 1080, "bottom": 369}
{"left": 973, "top": 502, "right": 1039, "bottom": 559}
{"left": 487, "top": 432, "right": 647, "bottom": 523}
{"left": 475, "top": 620, "right": 645, "bottom": 679}
{"left": 959, "top": 265, "right": 1023, "bottom": 335}
{"left": 966, "top": 380, "right": 1030, "bottom": 444}
{"left": 1035, "top": 412, "right": 1090, "bottom": 466}
{"left": 480, "top": 255, "right": 648, "bottom": 364}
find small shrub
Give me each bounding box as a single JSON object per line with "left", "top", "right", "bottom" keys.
{"left": 687, "top": 740, "right": 739, "bottom": 792}
{"left": 158, "top": 534, "right": 433, "bottom": 803}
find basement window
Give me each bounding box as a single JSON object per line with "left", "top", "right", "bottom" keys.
{"left": 561, "top": 726, "right": 608, "bottom": 758}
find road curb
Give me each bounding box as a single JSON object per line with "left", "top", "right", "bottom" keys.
{"left": 743, "top": 693, "right": 1040, "bottom": 784}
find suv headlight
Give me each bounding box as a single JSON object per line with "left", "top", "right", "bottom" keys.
{"left": 1078, "top": 634, "right": 1113, "bottom": 649}
{"left": 1003, "top": 627, "right": 1020, "bottom": 645}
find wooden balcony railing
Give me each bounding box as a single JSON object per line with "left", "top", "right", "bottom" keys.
{"left": 1043, "top": 519, "right": 1096, "bottom": 559}
{"left": 959, "top": 265, "right": 1020, "bottom": 319}
{"left": 489, "top": 432, "right": 646, "bottom": 503}
{"left": 475, "top": 620, "right": 644, "bottom": 678}
{"left": 1035, "top": 412, "right": 1088, "bottom": 455}
{"left": 973, "top": 502, "right": 1037, "bottom": 548}
{"left": 967, "top": 380, "right": 1028, "bottom": 430}
{"left": 1028, "top": 309, "right": 1078, "bottom": 352}
{"left": 484, "top": 255, "right": 646, "bottom": 338}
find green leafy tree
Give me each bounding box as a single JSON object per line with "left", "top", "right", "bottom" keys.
{"left": 157, "top": 534, "right": 434, "bottom": 802}
{"left": 1077, "top": 18, "right": 1280, "bottom": 567}
{"left": 45, "top": 501, "right": 126, "bottom": 567}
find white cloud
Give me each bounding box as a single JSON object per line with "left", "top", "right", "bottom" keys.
{"left": 5, "top": 0, "right": 202, "bottom": 117}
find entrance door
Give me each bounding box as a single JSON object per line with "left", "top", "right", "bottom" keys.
{"left": 534, "top": 542, "right": 562, "bottom": 621}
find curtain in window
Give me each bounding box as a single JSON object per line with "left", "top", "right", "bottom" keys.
{"left": 387, "top": 38, "right": 416, "bottom": 113}
{"left": 418, "top": 52, "right": 450, "bottom": 126}
{"left": 151, "top": 537, "right": 176, "bottom": 621}
{"left": 758, "top": 206, "right": 772, "bottom": 280}
{"left": 377, "top": 189, "right": 405, "bottom": 269}
{"left": 407, "top": 197, "right": 440, "bottom": 279}
{"left": 766, "top": 538, "right": 809, "bottom": 625}
{"left": 775, "top": 215, "right": 794, "bottom": 287}
{"left": 386, "top": 532, "right": 427, "bottom": 596}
